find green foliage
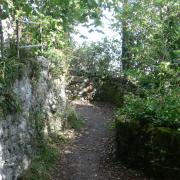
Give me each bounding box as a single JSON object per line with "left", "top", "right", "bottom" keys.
{"left": 44, "top": 48, "right": 70, "bottom": 78}
{"left": 66, "top": 106, "right": 84, "bottom": 131}
{"left": 114, "top": 0, "right": 180, "bottom": 129}
{"left": 113, "top": 1, "right": 180, "bottom": 177}
{"left": 1, "top": 0, "right": 179, "bottom": 177}
{"left": 25, "top": 101, "right": 84, "bottom": 179}
{"left": 0, "top": 58, "right": 26, "bottom": 116}
{"left": 2, "top": 0, "right": 108, "bottom": 54}
{"left": 29, "top": 59, "right": 42, "bottom": 87}
{"left": 21, "top": 144, "right": 59, "bottom": 180}
{"left": 22, "top": 105, "right": 84, "bottom": 179}
{"left": 0, "top": 57, "right": 26, "bottom": 87}
{"left": 30, "top": 106, "right": 45, "bottom": 144}
{"left": 119, "top": 63, "right": 180, "bottom": 129}
{"left": 0, "top": 1, "right": 10, "bottom": 19}
{"left": 114, "top": 0, "right": 180, "bottom": 66}
{"left": 0, "top": 57, "right": 44, "bottom": 116}
{"left": 70, "top": 38, "right": 122, "bottom": 78}
{"left": 23, "top": 104, "right": 84, "bottom": 179}
{"left": 119, "top": 89, "right": 180, "bottom": 128}
{"left": 25, "top": 105, "right": 59, "bottom": 180}
{"left": 0, "top": 87, "right": 21, "bottom": 115}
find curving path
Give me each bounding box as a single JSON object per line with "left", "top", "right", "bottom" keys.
{"left": 53, "top": 100, "right": 150, "bottom": 180}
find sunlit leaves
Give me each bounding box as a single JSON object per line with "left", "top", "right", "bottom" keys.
{"left": 70, "top": 38, "right": 122, "bottom": 77}
{"left": 115, "top": 0, "right": 180, "bottom": 127}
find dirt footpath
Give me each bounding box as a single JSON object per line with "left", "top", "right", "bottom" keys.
{"left": 53, "top": 100, "right": 150, "bottom": 180}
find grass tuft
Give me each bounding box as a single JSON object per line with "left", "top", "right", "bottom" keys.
{"left": 66, "top": 107, "right": 85, "bottom": 131}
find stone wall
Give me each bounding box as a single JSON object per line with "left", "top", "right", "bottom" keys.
{"left": 116, "top": 117, "right": 180, "bottom": 179}
{"left": 0, "top": 57, "right": 67, "bottom": 180}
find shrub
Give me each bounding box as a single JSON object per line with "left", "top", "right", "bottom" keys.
{"left": 119, "top": 88, "right": 180, "bottom": 129}
{"left": 66, "top": 107, "right": 84, "bottom": 131}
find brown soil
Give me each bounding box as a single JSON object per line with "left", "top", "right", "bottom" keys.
{"left": 53, "top": 100, "right": 151, "bottom": 180}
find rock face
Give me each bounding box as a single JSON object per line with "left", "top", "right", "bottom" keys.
{"left": 0, "top": 57, "right": 67, "bottom": 180}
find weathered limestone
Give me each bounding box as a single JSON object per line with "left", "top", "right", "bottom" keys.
{"left": 0, "top": 57, "right": 67, "bottom": 180}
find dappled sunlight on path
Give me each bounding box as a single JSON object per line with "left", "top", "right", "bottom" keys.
{"left": 53, "top": 100, "right": 150, "bottom": 180}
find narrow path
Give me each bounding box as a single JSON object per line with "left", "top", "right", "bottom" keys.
{"left": 53, "top": 101, "right": 149, "bottom": 180}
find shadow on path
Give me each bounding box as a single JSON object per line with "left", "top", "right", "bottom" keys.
{"left": 53, "top": 100, "right": 150, "bottom": 180}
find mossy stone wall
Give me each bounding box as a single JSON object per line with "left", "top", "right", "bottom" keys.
{"left": 0, "top": 57, "right": 67, "bottom": 180}
{"left": 116, "top": 118, "right": 180, "bottom": 179}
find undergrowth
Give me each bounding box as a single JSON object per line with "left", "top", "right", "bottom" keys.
{"left": 66, "top": 106, "right": 85, "bottom": 131}
{"left": 21, "top": 105, "right": 84, "bottom": 179}
{"left": 0, "top": 57, "right": 26, "bottom": 116}
{"left": 0, "top": 57, "right": 42, "bottom": 117}
{"left": 44, "top": 48, "right": 70, "bottom": 78}
{"left": 21, "top": 144, "right": 59, "bottom": 180}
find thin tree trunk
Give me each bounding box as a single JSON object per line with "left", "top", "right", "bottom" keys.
{"left": 0, "top": 7, "right": 4, "bottom": 59}
{"left": 121, "top": 0, "right": 130, "bottom": 70}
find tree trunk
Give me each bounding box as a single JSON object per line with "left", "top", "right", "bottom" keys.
{"left": 121, "top": 0, "right": 130, "bottom": 70}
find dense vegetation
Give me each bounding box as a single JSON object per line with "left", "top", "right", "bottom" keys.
{"left": 70, "top": 0, "right": 179, "bottom": 128}
{"left": 0, "top": 0, "right": 180, "bottom": 179}
{"left": 68, "top": 0, "right": 180, "bottom": 178}
{"left": 114, "top": 0, "right": 180, "bottom": 129}
{"left": 114, "top": 1, "right": 180, "bottom": 178}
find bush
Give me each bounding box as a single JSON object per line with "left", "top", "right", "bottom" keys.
{"left": 119, "top": 88, "right": 180, "bottom": 129}
{"left": 20, "top": 145, "right": 59, "bottom": 180}
{"left": 66, "top": 107, "right": 84, "bottom": 131}
{"left": 116, "top": 60, "right": 180, "bottom": 178}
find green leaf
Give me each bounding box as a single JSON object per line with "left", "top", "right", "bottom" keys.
{"left": 0, "top": 1, "right": 9, "bottom": 19}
